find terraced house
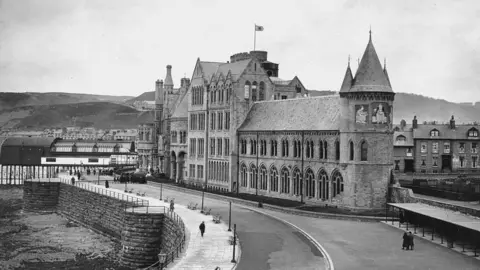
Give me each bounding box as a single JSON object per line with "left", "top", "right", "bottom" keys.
{"left": 153, "top": 32, "right": 395, "bottom": 210}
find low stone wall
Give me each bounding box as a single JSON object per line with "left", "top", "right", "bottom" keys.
{"left": 23, "top": 181, "right": 60, "bottom": 212}
{"left": 389, "top": 185, "right": 417, "bottom": 203}
{"left": 161, "top": 212, "right": 185, "bottom": 254}
{"left": 121, "top": 212, "right": 164, "bottom": 268}
{"left": 57, "top": 183, "right": 128, "bottom": 239}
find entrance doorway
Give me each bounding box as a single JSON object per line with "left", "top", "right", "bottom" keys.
{"left": 442, "top": 155, "right": 452, "bottom": 172}
{"left": 405, "top": 160, "right": 415, "bottom": 173}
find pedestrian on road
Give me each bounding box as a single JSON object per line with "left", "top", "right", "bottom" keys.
{"left": 399, "top": 210, "right": 405, "bottom": 224}
{"left": 408, "top": 231, "right": 415, "bottom": 250}
{"left": 402, "top": 232, "right": 409, "bottom": 250}
{"left": 199, "top": 221, "right": 205, "bottom": 237}
{"left": 170, "top": 199, "right": 175, "bottom": 212}
{"left": 71, "top": 177, "right": 75, "bottom": 186}
{"left": 105, "top": 180, "right": 109, "bottom": 189}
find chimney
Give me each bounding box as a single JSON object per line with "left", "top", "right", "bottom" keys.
{"left": 164, "top": 65, "right": 174, "bottom": 90}
{"left": 450, "top": 115, "right": 456, "bottom": 129}
{"left": 412, "top": 116, "right": 418, "bottom": 129}
{"left": 400, "top": 119, "right": 406, "bottom": 131}
{"left": 155, "top": 79, "right": 164, "bottom": 105}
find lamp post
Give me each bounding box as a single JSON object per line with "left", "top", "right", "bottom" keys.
{"left": 201, "top": 184, "right": 205, "bottom": 213}
{"left": 228, "top": 201, "right": 232, "bottom": 231}
{"left": 158, "top": 253, "right": 166, "bottom": 270}
{"left": 231, "top": 224, "right": 237, "bottom": 263}
{"left": 159, "top": 182, "right": 163, "bottom": 200}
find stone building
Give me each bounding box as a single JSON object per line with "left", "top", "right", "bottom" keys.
{"left": 151, "top": 32, "right": 394, "bottom": 210}
{"left": 393, "top": 116, "right": 480, "bottom": 174}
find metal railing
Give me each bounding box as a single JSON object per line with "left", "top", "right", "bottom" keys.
{"left": 161, "top": 209, "right": 187, "bottom": 268}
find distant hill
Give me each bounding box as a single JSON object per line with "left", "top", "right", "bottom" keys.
{"left": 309, "top": 90, "right": 480, "bottom": 124}
{"left": 0, "top": 102, "right": 153, "bottom": 130}
{"left": 0, "top": 92, "right": 134, "bottom": 110}
{"left": 126, "top": 91, "right": 155, "bottom": 104}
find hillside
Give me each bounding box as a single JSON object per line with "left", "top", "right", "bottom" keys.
{"left": 0, "top": 92, "right": 134, "bottom": 110}
{"left": 0, "top": 102, "right": 153, "bottom": 130}
{"left": 126, "top": 91, "right": 155, "bottom": 104}
{"left": 309, "top": 90, "right": 480, "bottom": 124}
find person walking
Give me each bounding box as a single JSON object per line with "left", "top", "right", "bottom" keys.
{"left": 408, "top": 231, "right": 415, "bottom": 250}
{"left": 105, "top": 180, "right": 109, "bottom": 189}
{"left": 170, "top": 199, "right": 175, "bottom": 212}
{"left": 199, "top": 221, "right": 206, "bottom": 237}
{"left": 402, "top": 232, "right": 409, "bottom": 250}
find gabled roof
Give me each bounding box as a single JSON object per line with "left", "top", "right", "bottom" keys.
{"left": 199, "top": 61, "right": 223, "bottom": 80}
{"left": 348, "top": 33, "right": 393, "bottom": 93}
{"left": 238, "top": 95, "right": 341, "bottom": 131}
{"left": 215, "top": 59, "right": 251, "bottom": 81}
{"left": 394, "top": 131, "right": 414, "bottom": 146}
{"left": 2, "top": 137, "right": 57, "bottom": 148}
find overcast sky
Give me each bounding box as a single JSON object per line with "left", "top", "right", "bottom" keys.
{"left": 0, "top": 0, "right": 479, "bottom": 102}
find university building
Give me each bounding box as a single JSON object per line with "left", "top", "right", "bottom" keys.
{"left": 152, "top": 32, "right": 395, "bottom": 210}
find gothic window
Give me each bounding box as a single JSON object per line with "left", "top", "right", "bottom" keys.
{"left": 324, "top": 141, "right": 329, "bottom": 159}
{"left": 270, "top": 166, "right": 279, "bottom": 192}
{"left": 249, "top": 164, "right": 257, "bottom": 189}
{"left": 282, "top": 139, "right": 289, "bottom": 157}
{"left": 260, "top": 165, "right": 267, "bottom": 190}
{"left": 240, "top": 163, "right": 248, "bottom": 187}
{"left": 309, "top": 141, "right": 314, "bottom": 158}
{"left": 252, "top": 81, "right": 258, "bottom": 101}
{"left": 318, "top": 169, "right": 329, "bottom": 200}
{"left": 360, "top": 141, "right": 368, "bottom": 161}
{"left": 332, "top": 170, "right": 344, "bottom": 197}
{"left": 259, "top": 82, "right": 265, "bottom": 101}
{"left": 293, "top": 168, "right": 301, "bottom": 196}
{"left": 244, "top": 81, "right": 251, "bottom": 99}
{"left": 349, "top": 141, "right": 354, "bottom": 161}
{"left": 226, "top": 85, "right": 231, "bottom": 103}
{"left": 319, "top": 140, "right": 324, "bottom": 159}
{"left": 305, "top": 169, "right": 315, "bottom": 198}
{"left": 280, "top": 167, "right": 290, "bottom": 194}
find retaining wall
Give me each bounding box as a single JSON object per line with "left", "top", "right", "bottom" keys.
{"left": 22, "top": 181, "right": 185, "bottom": 268}
{"left": 23, "top": 181, "right": 60, "bottom": 212}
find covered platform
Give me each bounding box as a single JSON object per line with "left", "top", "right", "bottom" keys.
{"left": 386, "top": 202, "right": 480, "bottom": 257}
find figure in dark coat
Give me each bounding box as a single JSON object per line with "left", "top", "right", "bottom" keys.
{"left": 71, "top": 177, "right": 75, "bottom": 185}
{"left": 105, "top": 180, "right": 109, "bottom": 189}
{"left": 402, "top": 232, "right": 409, "bottom": 250}
{"left": 199, "top": 221, "right": 205, "bottom": 237}
{"left": 170, "top": 200, "right": 175, "bottom": 212}
{"left": 408, "top": 232, "right": 414, "bottom": 250}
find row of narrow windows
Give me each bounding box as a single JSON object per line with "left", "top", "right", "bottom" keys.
{"left": 189, "top": 138, "right": 230, "bottom": 157}
{"left": 171, "top": 131, "right": 187, "bottom": 144}
{"left": 240, "top": 164, "right": 344, "bottom": 199}
{"left": 244, "top": 81, "right": 266, "bottom": 101}
{"left": 208, "top": 161, "right": 230, "bottom": 182}
{"left": 191, "top": 84, "right": 233, "bottom": 106}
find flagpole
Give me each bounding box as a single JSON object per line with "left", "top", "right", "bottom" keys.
{"left": 254, "top": 24, "right": 256, "bottom": 51}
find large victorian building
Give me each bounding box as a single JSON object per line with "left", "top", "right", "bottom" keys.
{"left": 149, "top": 32, "right": 394, "bottom": 210}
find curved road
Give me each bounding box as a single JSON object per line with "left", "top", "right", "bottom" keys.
{"left": 110, "top": 182, "right": 325, "bottom": 270}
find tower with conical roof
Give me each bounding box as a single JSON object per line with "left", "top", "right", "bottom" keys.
{"left": 338, "top": 30, "right": 395, "bottom": 210}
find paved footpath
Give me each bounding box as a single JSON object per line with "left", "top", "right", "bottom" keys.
{"left": 65, "top": 175, "right": 240, "bottom": 270}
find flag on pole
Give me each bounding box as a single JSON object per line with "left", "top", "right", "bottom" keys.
{"left": 255, "top": 25, "right": 264, "bottom": 31}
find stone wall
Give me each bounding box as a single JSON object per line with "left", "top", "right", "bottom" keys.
{"left": 57, "top": 184, "right": 130, "bottom": 239}
{"left": 121, "top": 212, "right": 163, "bottom": 268}
{"left": 161, "top": 212, "right": 185, "bottom": 254}
{"left": 23, "top": 181, "right": 60, "bottom": 212}
{"left": 389, "top": 185, "right": 417, "bottom": 203}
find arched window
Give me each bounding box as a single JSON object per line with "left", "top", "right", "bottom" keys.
{"left": 270, "top": 166, "right": 279, "bottom": 192}
{"left": 309, "top": 141, "right": 314, "bottom": 158}
{"left": 260, "top": 165, "right": 267, "bottom": 190}
{"left": 430, "top": 129, "right": 439, "bottom": 137}
{"left": 282, "top": 139, "right": 289, "bottom": 157}
{"left": 318, "top": 169, "right": 329, "bottom": 200}
{"left": 349, "top": 141, "right": 354, "bottom": 161}
{"left": 249, "top": 164, "right": 257, "bottom": 189}
{"left": 335, "top": 140, "right": 340, "bottom": 160}
{"left": 259, "top": 82, "right": 265, "bottom": 101}
{"left": 319, "top": 140, "right": 324, "bottom": 159}
{"left": 361, "top": 141, "right": 368, "bottom": 161}
{"left": 240, "top": 163, "right": 248, "bottom": 187}
{"left": 332, "top": 170, "right": 344, "bottom": 197}
{"left": 244, "top": 81, "right": 251, "bottom": 99}
{"left": 324, "top": 141, "right": 328, "bottom": 159}
{"left": 305, "top": 169, "right": 315, "bottom": 198}
{"left": 280, "top": 167, "right": 290, "bottom": 194}
{"left": 252, "top": 81, "right": 258, "bottom": 101}
{"left": 226, "top": 84, "right": 231, "bottom": 103}
{"left": 293, "top": 168, "right": 301, "bottom": 196}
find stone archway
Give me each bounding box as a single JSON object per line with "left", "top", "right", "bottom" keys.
{"left": 170, "top": 151, "right": 176, "bottom": 181}
{"left": 177, "top": 152, "right": 186, "bottom": 183}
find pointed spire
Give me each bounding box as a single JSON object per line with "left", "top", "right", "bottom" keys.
{"left": 340, "top": 56, "right": 354, "bottom": 93}
{"left": 164, "top": 65, "right": 174, "bottom": 90}
{"left": 350, "top": 31, "right": 392, "bottom": 93}
{"left": 383, "top": 57, "right": 391, "bottom": 87}
{"left": 369, "top": 25, "right": 372, "bottom": 42}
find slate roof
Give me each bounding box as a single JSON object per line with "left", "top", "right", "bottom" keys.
{"left": 215, "top": 59, "right": 251, "bottom": 80}
{"left": 171, "top": 91, "right": 188, "bottom": 119}
{"left": 238, "top": 95, "right": 341, "bottom": 131}
{"left": 339, "top": 65, "right": 353, "bottom": 93}
{"left": 270, "top": 77, "right": 292, "bottom": 85}
{"left": 413, "top": 124, "right": 480, "bottom": 140}
{"left": 394, "top": 131, "right": 414, "bottom": 146}
{"left": 348, "top": 35, "right": 393, "bottom": 93}
{"left": 2, "top": 137, "right": 57, "bottom": 148}
{"left": 199, "top": 61, "right": 223, "bottom": 80}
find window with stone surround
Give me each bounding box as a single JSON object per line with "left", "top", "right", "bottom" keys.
{"left": 473, "top": 156, "right": 478, "bottom": 168}
{"left": 252, "top": 81, "right": 257, "bottom": 101}
{"left": 259, "top": 82, "right": 265, "bottom": 101}
{"left": 421, "top": 142, "right": 427, "bottom": 153}
{"left": 430, "top": 129, "right": 439, "bottom": 137}
{"left": 332, "top": 170, "right": 344, "bottom": 197}
{"left": 460, "top": 156, "right": 465, "bottom": 168}
{"left": 468, "top": 128, "right": 479, "bottom": 137}
{"left": 459, "top": 142, "right": 465, "bottom": 153}
{"left": 282, "top": 139, "right": 289, "bottom": 157}
{"left": 259, "top": 165, "right": 267, "bottom": 190}
{"left": 198, "top": 138, "right": 204, "bottom": 157}
{"left": 394, "top": 160, "right": 400, "bottom": 171}
{"left": 293, "top": 168, "right": 301, "bottom": 196}
{"left": 249, "top": 164, "right": 257, "bottom": 189}
{"left": 472, "top": 143, "right": 478, "bottom": 154}
{"left": 421, "top": 157, "right": 426, "bottom": 166}
{"left": 224, "top": 138, "right": 229, "bottom": 156}
{"left": 306, "top": 140, "right": 314, "bottom": 158}
{"left": 240, "top": 139, "right": 247, "bottom": 154}
{"left": 217, "top": 138, "right": 222, "bottom": 156}
{"left": 210, "top": 138, "right": 215, "bottom": 156}
{"left": 432, "top": 142, "right": 439, "bottom": 154}
{"left": 318, "top": 170, "right": 329, "bottom": 200}
{"left": 360, "top": 141, "right": 368, "bottom": 161}
{"left": 335, "top": 140, "right": 341, "bottom": 161}
{"left": 270, "top": 140, "right": 278, "bottom": 156}
{"left": 433, "top": 156, "right": 438, "bottom": 167}
{"left": 319, "top": 140, "right": 324, "bottom": 159}
{"left": 197, "top": 165, "right": 204, "bottom": 179}
{"left": 280, "top": 167, "right": 290, "bottom": 194}
{"left": 218, "top": 112, "right": 223, "bottom": 130}
{"left": 349, "top": 141, "right": 354, "bottom": 161}
{"left": 444, "top": 142, "right": 450, "bottom": 154}
{"left": 189, "top": 164, "right": 195, "bottom": 179}
{"left": 305, "top": 169, "right": 315, "bottom": 198}
{"left": 270, "top": 166, "right": 279, "bottom": 192}
{"left": 240, "top": 163, "right": 248, "bottom": 187}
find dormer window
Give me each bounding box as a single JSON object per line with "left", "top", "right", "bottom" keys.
{"left": 396, "top": 135, "right": 406, "bottom": 144}
{"left": 468, "top": 128, "right": 479, "bottom": 137}
{"left": 430, "top": 129, "right": 439, "bottom": 137}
